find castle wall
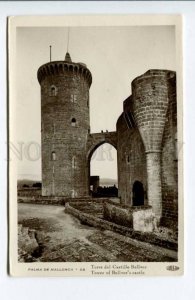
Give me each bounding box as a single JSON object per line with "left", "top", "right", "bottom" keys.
{"left": 38, "top": 62, "right": 92, "bottom": 197}
{"left": 161, "top": 75, "right": 178, "bottom": 228}
{"left": 117, "top": 70, "right": 177, "bottom": 228}
{"left": 117, "top": 113, "right": 147, "bottom": 206}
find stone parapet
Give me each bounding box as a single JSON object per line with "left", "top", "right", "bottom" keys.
{"left": 103, "top": 202, "right": 154, "bottom": 232}
{"left": 65, "top": 202, "right": 178, "bottom": 251}
{"left": 38, "top": 61, "right": 92, "bottom": 87}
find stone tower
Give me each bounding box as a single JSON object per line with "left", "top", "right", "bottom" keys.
{"left": 131, "top": 70, "right": 176, "bottom": 222}
{"left": 37, "top": 52, "right": 92, "bottom": 197}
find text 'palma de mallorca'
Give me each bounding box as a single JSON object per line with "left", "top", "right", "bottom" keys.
{"left": 37, "top": 50, "right": 177, "bottom": 231}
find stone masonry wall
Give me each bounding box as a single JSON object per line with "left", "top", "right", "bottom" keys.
{"left": 103, "top": 202, "right": 154, "bottom": 232}
{"left": 66, "top": 202, "right": 177, "bottom": 250}
{"left": 116, "top": 70, "right": 177, "bottom": 228}
{"left": 161, "top": 74, "right": 178, "bottom": 228}
{"left": 116, "top": 111, "right": 147, "bottom": 206}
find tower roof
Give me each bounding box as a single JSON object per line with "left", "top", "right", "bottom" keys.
{"left": 65, "top": 52, "right": 72, "bottom": 63}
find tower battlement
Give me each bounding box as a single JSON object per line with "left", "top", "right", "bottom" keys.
{"left": 37, "top": 60, "right": 92, "bottom": 87}
{"left": 132, "top": 69, "right": 176, "bottom": 86}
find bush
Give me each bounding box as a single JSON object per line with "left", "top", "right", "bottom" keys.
{"left": 32, "top": 182, "right": 42, "bottom": 188}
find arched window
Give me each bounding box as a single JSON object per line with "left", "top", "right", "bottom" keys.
{"left": 50, "top": 85, "right": 57, "bottom": 96}
{"left": 72, "top": 156, "right": 76, "bottom": 169}
{"left": 71, "top": 118, "right": 76, "bottom": 127}
{"left": 51, "top": 151, "right": 56, "bottom": 161}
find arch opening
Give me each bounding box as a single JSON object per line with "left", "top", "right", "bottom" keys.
{"left": 132, "top": 180, "right": 144, "bottom": 206}
{"left": 71, "top": 118, "right": 76, "bottom": 127}
{"left": 89, "top": 142, "right": 118, "bottom": 198}
{"left": 51, "top": 151, "right": 56, "bottom": 161}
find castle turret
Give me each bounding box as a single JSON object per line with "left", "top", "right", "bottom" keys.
{"left": 132, "top": 70, "right": 176, "bottom": 222}
{"left": 37, "top": 52, "right": 92, "bottom": 197}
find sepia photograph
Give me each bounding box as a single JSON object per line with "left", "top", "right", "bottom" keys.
{"left": 9, "top": 15, "right": 183, "bottom": 276}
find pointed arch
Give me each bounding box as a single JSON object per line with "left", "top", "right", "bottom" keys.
{"left": 89, "top": 142, "right": 118, "bottom": 197}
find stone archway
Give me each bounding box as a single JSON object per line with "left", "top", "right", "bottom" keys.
{"left": 86, "top": 131, "right": 117, "bottom": 160}
{"left": 86, "top": 132, "right": 118, "bottom": 197}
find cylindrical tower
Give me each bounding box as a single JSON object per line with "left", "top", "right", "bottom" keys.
{"left": 37, "top": 52, "right": 92, "bottom": 197}
{"left": 132, "top": 69, "right": 175, "bottom": 222}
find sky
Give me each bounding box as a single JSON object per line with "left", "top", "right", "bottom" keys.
{"left": 15, "top": 25, "right": 176, "bottom": 181}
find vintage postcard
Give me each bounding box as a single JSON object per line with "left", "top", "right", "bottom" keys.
{"left": 9, "top": 15, "right": 183, "bottom": 276}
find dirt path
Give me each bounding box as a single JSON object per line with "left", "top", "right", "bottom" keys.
{"left": 18, "top": 203, "right": 177, "bottom": 262}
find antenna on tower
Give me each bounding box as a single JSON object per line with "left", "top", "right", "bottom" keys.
{"left": 49, "top": 45, "right": 52, "bottom": 62}
{"left": 67, "top": 27, "right": 70, "bottom": 52}
{"left": 65, "top": 28, "right": 72, "bottom": 62}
